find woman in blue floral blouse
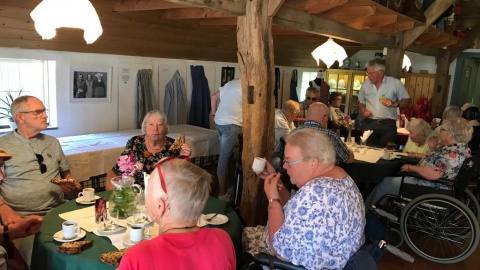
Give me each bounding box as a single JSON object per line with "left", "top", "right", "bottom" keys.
{"left": 365, "top": 117, "right": 473, "bottom": 207}
{"left": 243, "top": 128, "right": 365, "bottom": 270}
{"left": 106, "top": 110, "right": 191, "bottom": 189}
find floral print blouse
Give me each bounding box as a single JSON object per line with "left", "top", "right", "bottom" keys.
{"left": 112, "top": 135, "right": 179, "bottom": 187}
{"left": 418, "top": 143, "right": 471, "bottom": 181}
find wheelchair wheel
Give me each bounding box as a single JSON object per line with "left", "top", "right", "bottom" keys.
{"left": 400, "top": 194, "right": 480, "bottom": 264}
{"left": 458, "top": 189, "right": 480, "bottom": 221}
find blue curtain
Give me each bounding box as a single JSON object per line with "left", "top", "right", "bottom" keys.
{"left": 188, "top": 65, "right": 211, "bottom": 128}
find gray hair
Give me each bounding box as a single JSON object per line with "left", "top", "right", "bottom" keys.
{"left": 366, "top": 58, "right": 386, "bottom": 71}
{"left": 406, "top": 118, "right": 432, "bottom": 137}
{"left": 141, "top": 110, "right": 169, "bottom": 134}
{"left": 11, "top": 95, "right": 34, "bottom": 124}
{"left": 442, "top": 106, "right": 461, "bottom": 120}
{"left": 286, "top": 128, "right": 335, "bottom": 165}
{"left": 305, "top": 86, "right": 320, "bottom": 96}
{"left": 441, "top": 117, "right": 473, "bottom": 143}
{"left": 151, "top": 158, "right": 212, "bottom": 225}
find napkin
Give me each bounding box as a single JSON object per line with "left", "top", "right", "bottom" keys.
{"left": 360, "top": 130, "right": 373, "bottom": 143}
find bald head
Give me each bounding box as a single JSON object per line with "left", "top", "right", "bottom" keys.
{"left": 307, "top": 102, "right": 329, "bottom": 126}
{"left": 282, "top": 100, "right": 300, "bottom": 123}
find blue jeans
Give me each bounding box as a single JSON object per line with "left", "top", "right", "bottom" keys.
{"left": 215, "top": 124, "right": 241, "bottom": 176}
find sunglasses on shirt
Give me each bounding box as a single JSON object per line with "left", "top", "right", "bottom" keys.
{"left": 35, "top": 153, "right": 47, "bottom": 174}
{"left": 155, "top": 156, "right": 191, "bottom": 194}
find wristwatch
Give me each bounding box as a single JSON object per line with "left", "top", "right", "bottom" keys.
{"left": 268, "top": 198, "right": 281, "bottom": 204}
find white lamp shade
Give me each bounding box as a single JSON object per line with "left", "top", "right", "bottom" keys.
{"left": 30, "top": 0, "right": 103, "bottom": 44}
{"left": 311, "top": 38, "right": 348, "bottom": 68}
{"left": 402, "top": 54, "right": 412, "bottom": 71}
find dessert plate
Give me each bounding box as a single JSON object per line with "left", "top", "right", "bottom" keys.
{"left": 53, "top": 229, "right": 86, "bottom": 243}
{"left": 76, "top": 195, "right": 100, "bottom": 205}
{"left": 126, "top": 216, "right": 154, "bottom": 227}
{"left": 97, "top": 224, "right": 127, "bottom": 235}
{"left": 203, "top": 213, "right": 228, "bottom": 225}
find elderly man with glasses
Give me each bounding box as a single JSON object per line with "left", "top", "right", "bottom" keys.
{"left": 0, "top": 96, "right": 80, "bottom": 267}
{"left": 358, "top": 58, "right": 411, "bottom": 147}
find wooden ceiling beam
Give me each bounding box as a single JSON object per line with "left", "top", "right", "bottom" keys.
{"left": 158, "top": 8, "right": 232, "bottom": 19}
{"left": 197, "top": 17, "right": 237, "bottom": 26}
{"left": 321, "top": 5, "right": 376, "bottom": 24}
{"left": 415, "top": 29, "right": 441, "bottom": 43}
{"left": 268, "top": 0, "right": 285, "bottom": 17}
{"left": 405, "top": 43, "right": 444, "bottom": 58}
{"left": 113, "top": 0, "right": 186, "bottom": 12}
{"left": 449, "top": 21, "right": 480, "bottom": 62}
{"left": 272, "top": 5, "right": 394, "bottom": 47}
{"left": 403, "top": 0, "right": 455, "bottom": 49}
{"left": 163, "top": 0, "right": 245, "bottom": 16}
{"left": 370, "top": 20, "right": 414, "bottom": 35}
{"left": 421, "top": 34, "right": 451, "bottom": 47}
{"left": 304, "top": 0, "right": 348, "bottom": 14}
{"left": 432, "top": 39, "right": 458, "bottom": 48}
{"left": 347, "top": 14, "right": 398, "bottom": 30}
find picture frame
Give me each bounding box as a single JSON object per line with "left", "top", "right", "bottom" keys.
{"left": 221, "top": 67, "right": 235, "bottom": 87}
{"left": 70, "top": 65, "right": 112, "bottom": 103}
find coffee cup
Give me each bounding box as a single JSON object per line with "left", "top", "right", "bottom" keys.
{"left": 252, "top": 157, "right": 266, "bottom": 173}
{"left": 62, "top": 220, "right": 80, "bottom": 240}
{"left": 386, "top": 142, "right": 397, "bottom": 150}
{"left": 130, "top": 225, "right": 150, "bottom": 243}
{"left": 133, "top": 209, "right": 149, "bottom": 225}
{"left": 78, "top": 187, "right": 95, "bottom": 202}
{"left": 382, "top": 150, "right": 393, "bottom": 160}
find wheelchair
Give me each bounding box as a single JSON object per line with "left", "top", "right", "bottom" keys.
{"left": 371, "top": 156, "right": 480, "bottom": 264}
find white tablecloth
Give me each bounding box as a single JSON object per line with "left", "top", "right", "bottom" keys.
{"left": 60, "top": 125, "right": 220, "bottom": 181}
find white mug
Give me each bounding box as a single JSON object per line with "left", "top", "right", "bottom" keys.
{"left": 78, "top": 187, "right": 95, "bottom": 202}
{"left": 382, "top": 150, "right": 393, "bottom": 160}
{"left": 62, "top": 220, "right": 80, "bottom": 240}
{"left": 130, "top": 225, "right": 150, "bottom": 243}
{"left": 252, "top": 157, "right": 266, "bottom": 173}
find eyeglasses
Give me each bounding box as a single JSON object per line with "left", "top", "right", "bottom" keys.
{"left": 35, "top": 154, "right": 47, "bottom": 174}
{"left": 366, "top": 70, "right": 382, "bottom": 76}
{"left": 19, "top": 108, "right": 47, "bottom": 116}
{"left": 155, "top": 155, "right": 191, "bottom": 194}
{"left": 306, "top": 97, "right": 317, "bottom": 101}
{"left": 335, "top": 98, "right": 343, "bottom": 101}
{"left": 283, "top": 157, "right": 310, "bottom": 167}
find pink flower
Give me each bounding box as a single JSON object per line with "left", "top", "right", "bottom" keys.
{"left": 117, "top": 154, "right": 142, "bottom": 176}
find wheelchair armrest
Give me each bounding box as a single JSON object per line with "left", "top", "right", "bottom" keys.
{"left": 403, "top": 172, "right": 453, "bottom": 186}
{"left": 253, "top": 253, "right": 306, "bottom": 270}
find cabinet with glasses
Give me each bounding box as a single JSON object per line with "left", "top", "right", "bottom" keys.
{"left": 326, "top": 69, "right": 367, "bottom": 116}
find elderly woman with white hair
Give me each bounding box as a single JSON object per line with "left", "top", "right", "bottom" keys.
{"left": 366, "top": 118, "right": 473, "bottom": 207}
{"left": 106, "top": 110, "right": 191, "bottom": 190}
{"left": 243, "top": 128, "right": 365, "bottom": 270}
{"left": 403, "top": 118, "right": 438, "bottom": 159}
{"left": 118, "top": 157, "right": 236, "bottom": 269}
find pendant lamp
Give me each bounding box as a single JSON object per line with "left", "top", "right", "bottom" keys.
{"left": 403, "top": 54, "right": 412, "bottom": 71}
{"left": 30, "top": 0, "right": 103, "bottom": 44}
{"left": 311, "top": 38, "right": 348, "bottom": 68}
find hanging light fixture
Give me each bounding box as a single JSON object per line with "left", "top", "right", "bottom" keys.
{"left": 403, "top": 54, "right": 412, "bottom": 71}
{"left": 30, "top": 0, "right": 103, "bottom": 44}
{"left": 311, "top": 38, "right": 348, "bottom": 68}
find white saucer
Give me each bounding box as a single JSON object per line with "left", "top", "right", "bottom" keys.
{"left": 122, "top": 233, "right": 152, "bottom": 248}
{"left": 126, "top": 216, "right": 154, "bottom": 227}
{"left": 380, "top": 156, "right": 395, "bottom": 160}
{"left": 53, "top": 229, "right": 86, "bottom": 242}
{"left": 97, "top": 223, "right": 127, "bottom": 235}
{"left": 76, "top": 195, "right": 100, "bottom": 205}
{"left": 203, "top": 213, "right": 229, "bottom": 225}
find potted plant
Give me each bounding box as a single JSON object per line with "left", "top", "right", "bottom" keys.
{"left": 0, "top": 89, "right": 22, "bottom": 129}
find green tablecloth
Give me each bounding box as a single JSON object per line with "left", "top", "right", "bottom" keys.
{"left": 30, "top": 191, "right": 242, "bottom": 270}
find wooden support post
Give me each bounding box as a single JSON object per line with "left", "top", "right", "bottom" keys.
{"left": 431, "top": 51, "right": 451, "bottom": 117}
{"left": 237, "top": 0, "right": 275, "bottom": 226}
{"left": 385, "top": 32, "right": 405, "bottom": 79}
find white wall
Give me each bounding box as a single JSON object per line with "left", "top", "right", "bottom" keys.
{"left": 350, "top": 50, "right": 437, "bottom": 74}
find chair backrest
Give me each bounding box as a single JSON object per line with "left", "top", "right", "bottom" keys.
{"left": 469, "top": 126, "right": 480, "bottom": 155}
{"left": 81, "top": 173, "right": 107, "bottom": 192}
{"left": 453, "top": 156, "right": 480, "bottom": 196}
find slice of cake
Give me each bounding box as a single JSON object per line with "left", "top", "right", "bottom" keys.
{"left": 57, "top": 240, "right": 93, "bottom": 254}
{"left": 100, "top": 248, "right": 128, "bottom": 266}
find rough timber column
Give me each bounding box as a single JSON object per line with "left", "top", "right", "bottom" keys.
{"left": 237, "top": 0, "right": 275, "bottom": 226}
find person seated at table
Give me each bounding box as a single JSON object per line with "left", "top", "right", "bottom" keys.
{"left": 242, "top": 128, "right": 365, "bottom": 269}
{"left": 0, "top": 96, "right": 81, "bottom": 221}
{"left": 328, "top": 92, "right": 348, "bottom": 129}
{"left": 274, "top": 100, "right": 299, "bottom": 155}
{"left": 118, "top": 157, "right": 236, "bottom": 269}
{"left": 365, "top": 118, "right": 472, "bottom": 208}
{"left": 403, "top": 118, "right": 438, "bottom": 159}
{"left": 297, "top": 87, "right": 320, "bottom": 118}
{"left": 432, "top": 106, "right": 461, "bottom": 131}
{"left": 106, "top": 110, "right": 191, "bottom": 190}
{"left": 296, "top": 102, "right": 354, "bottom": 164}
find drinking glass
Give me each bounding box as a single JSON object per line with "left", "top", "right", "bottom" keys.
{"left": 104, "top": 209, "right": 119, "bottom": 231}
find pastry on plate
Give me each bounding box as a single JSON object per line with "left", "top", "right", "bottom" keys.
{"left": 100, "top": 248, "right": 128, "bottom": 266}
{"left": 57, "top": 240, "right": 93, "bottom": 254}
{"left": 50, "top": 178, "right": 77, "bottom": 185}
{"left": 169, "top": 135, "right": 185, "bottom": 152}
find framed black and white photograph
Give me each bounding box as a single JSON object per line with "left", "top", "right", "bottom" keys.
{"left": 70, "top": 65, "right": 112, "bottom": 103}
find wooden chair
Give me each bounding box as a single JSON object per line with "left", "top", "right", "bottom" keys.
{"left": 80, "top": 173, "right": 107, "bottom": 192}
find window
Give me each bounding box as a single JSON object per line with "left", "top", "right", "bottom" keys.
{"left": 0, "top": 58, "right": 56, "bottom": 129}
{"left": 300, "top": 71, "right": 318, "bottom": 101}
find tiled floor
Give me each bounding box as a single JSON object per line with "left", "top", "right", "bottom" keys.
{"left": 379, "top": 242, "right": 480, "bottom": 269}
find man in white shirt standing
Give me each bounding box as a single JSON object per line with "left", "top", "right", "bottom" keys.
{"left": 211, "top": 79, "right": 242, "bottom": 201}
{"left": 274, "top": 100, "right": 299, "bottom": 156}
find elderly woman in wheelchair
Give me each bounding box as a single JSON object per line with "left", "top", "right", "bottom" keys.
{"left": 243, "top": 128, "right": 365, "bottom": 269}
{"left": 364, "top": 118, "right": 480, "bottom": 264}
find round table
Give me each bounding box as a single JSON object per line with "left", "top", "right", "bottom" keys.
{"left": 30, "top": 191, "right": 242, "bottom": 270}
